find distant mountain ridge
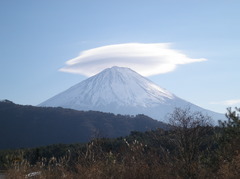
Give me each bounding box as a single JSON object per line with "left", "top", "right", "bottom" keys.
{"left": 40, "top": 66, "right": 224, "bottom": 123}
{"left": 0, "top": 100, "right": 168, "bottom": 149}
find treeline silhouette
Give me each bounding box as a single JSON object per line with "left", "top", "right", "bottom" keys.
{"left": 0, "top": 100, "right": 168, "bottom": 149}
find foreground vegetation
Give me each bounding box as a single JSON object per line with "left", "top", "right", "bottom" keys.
{"left": 1, "top": 107, "right": 240, "bottom": 179}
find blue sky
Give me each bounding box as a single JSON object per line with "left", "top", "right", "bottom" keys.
{"left": 0, "top": 0, "right": 239, "bottom": 113}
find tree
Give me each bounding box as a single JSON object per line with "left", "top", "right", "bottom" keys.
{"left": 218, "top": 107, "right": 240, "bottom": 158}
{"left": 167, "top": 108, "right": 213, "bottom": 179}
{"left": 219, "top": 107, "right": 240, "bottom": 137}
{"left": 215, "top": 107, "right": 240, "bottom": 178}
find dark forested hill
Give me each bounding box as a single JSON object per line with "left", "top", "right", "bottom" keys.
{"left": 0, "top": 100, "right": 168, "bottom": 149}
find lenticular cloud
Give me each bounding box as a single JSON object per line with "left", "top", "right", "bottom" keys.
{"left": 59, "top": 43, "right": 207, "bottom": 77}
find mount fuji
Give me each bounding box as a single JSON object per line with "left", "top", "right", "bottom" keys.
{"left": 39, "top": 66, "right": 224, "bottom": 123}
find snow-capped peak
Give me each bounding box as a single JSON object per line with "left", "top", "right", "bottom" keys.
{"left": 40, "top": 66, "right": 174, "bottom": 108}
{"left": 39, "top": 66, "right": 223, "bottom": 122}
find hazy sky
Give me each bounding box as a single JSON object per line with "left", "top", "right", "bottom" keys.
{"left": 0, "top": 0, "right": 239, "bottom": 113}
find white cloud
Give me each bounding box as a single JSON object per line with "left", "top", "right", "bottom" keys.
{"left": 59, "top": 43, "right": 207, "bottom": 77}
{"left": 210, "top": 99, "right": 240, "bottom": 106}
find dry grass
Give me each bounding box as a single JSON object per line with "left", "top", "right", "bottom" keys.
{"left": 4, "top": 138, "right": 240, "bottom": 179}
{"left": 3, "top": 139, "right": 170, "bottom": 179}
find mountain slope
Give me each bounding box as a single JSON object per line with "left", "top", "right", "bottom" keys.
{"left": 0, "top": 100, "right": 168, "bottom": 149}
{"left": 40, "top": 66, "right": 224, "bottom": 123}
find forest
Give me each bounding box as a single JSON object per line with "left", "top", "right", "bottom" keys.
{"left": 1, "top": 107, "right": 240, "bottom": 178}
{"left": 0, "top": 100, "right": 167, "bottom": 149}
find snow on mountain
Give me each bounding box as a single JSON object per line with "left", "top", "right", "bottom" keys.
{"left": 39, "top": 66, "right": 224, "bottom": 123}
